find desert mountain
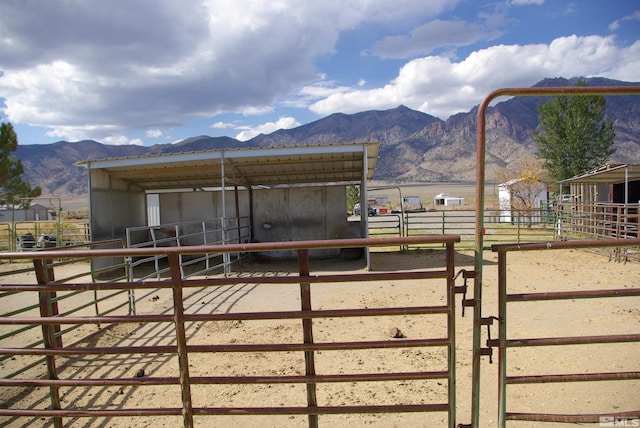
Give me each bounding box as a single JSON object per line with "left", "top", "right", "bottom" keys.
{"left": 15, "top": 77, "right": 640, "bottom": 201}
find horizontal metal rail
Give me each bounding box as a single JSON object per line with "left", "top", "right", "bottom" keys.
{"left": 507, "top": 371, "right": 640, "bottom": 384}
{"left": 0, "top": 403, "right": 450, "bottom": 418}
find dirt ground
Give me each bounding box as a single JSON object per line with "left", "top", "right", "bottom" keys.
{"left": 1, "top": 246, "right": 639, "bottom": 428}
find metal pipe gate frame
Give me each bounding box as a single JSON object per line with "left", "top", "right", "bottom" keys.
{"left": 470, "top": 85, "right": 640, "bottom": 427}
{"left": 491, "top": 239, "right": 640, "bottom": 426}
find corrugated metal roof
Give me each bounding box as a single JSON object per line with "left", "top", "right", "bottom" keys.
{"left": 76, "top": 142, "right": 379, "bottom": 190}
{"left": 559, "top": 163, "right": 640, "bottom": 184}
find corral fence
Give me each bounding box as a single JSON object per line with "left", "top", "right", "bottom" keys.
{"left": 366, "top": 209, "right": 557, "bottom": 243}
{"left": 0, "top": 240, "right": 129, "bottom": 379}
{"left": 0, "top": 236, "right": 460, "bottom": 428}
{"left": 126, "top": 216, "right": 251, "bottom": 281}
{"left": 555, "top": 201, "right": 639, "bottom": 241}
{"left": 1, "top": 236, "right": 639, "bottom": 427}
{"left": 0, "top": 220, "right": 90, "bottom": 252}
{"left": 366, "top": 207, "right": 639, "bottom": 258}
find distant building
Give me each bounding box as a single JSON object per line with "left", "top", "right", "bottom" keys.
{"left": 0, "top": 203, "right": 53, "bottom": 222}
{"left": 433, "top": 193, "right": 464, "bottom": 207}
{"left": 559, "top": 163, "right": 640, "bottom": 206}
{"left": 558, "top": 163, "right": 639, "bottom": 239}
{"left": 498, "top": 179, "right": 548, "bottom": 223}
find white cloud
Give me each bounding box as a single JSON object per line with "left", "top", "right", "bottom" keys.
{"left": 211, "top": 121, "right": 236, "bottom": 129}
{"left": 235, "top": 117, "right": 300, "bottom": 141}
{"left": 0, "top": 0, "right": 457, "bottom": 143}
{"left": 309, "top": 35, "right": 639, "bottom": 119}
{"left": 103, "top": 135, "right": 143, "bottom": 146}
{"left": 240, "top": 106, "right": 274, "bottom": 116}
{"left": 0, "top": 1, "right": 638, "bottom": 145}
{"left": 609, "top": 10, "right": 640, "bottom": 32}
{"left": 373, "top": 18, "right": 504, "bottom": 59}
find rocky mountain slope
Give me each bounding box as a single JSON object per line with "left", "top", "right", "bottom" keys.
{"left": 15, "top": 77, "right": 640, "bottom": 201}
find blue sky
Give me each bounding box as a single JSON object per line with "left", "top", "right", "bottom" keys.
{"left": 0, "top": 0, "right": 638, "bottom": 146}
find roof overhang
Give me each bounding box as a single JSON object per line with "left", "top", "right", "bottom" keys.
{"left": 76, "top": 142, "right": 380, "bottom": 191}
{"left": 559, "top": 164, "right": 640, "bottom": 185}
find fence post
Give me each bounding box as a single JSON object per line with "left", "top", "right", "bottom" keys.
{"left": 298, "top": 249, "right": 319, "bottom": 428}
{"left": 33, "top": 258, "right": 63, "bottom": 428}
{"left": 496, "top": 250, "right": 508, "bottom": 428}
{"left": 168, "top": 252, "right": 194, "bottom": 428}
{"left": 446, "top": 241, "right": 457, "bottom": 428}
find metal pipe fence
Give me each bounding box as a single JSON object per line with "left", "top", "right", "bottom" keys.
{"left": 470, "top": 84, "right": 640, "bottom": 428}
{"left": 366, "top": 209, "right": 559, "bottom": 250}
{"left": 490, "top": 238, "right": 640, "bottom": 427}
{"left": 0, "top": 220, "right": 91, "bottom": 252}
{"left": 0, "top": 235, "right": 460, "bottom": 428}
{"left": 556, "top": 202, "right": 639, "bottom": 241}
{"left": 0, "top": 240, "right": 129, "bottom": 381}
{"left": 126, "top": 216, "right": 251, "bottom": 281}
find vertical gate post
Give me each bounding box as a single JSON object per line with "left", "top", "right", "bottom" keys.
{"left": 298, "top": 249, "right": 319, "bottom": 428}
{"left": 446, "top": 242, "right": 457, "bottom": 428}
{"left": 496, "top": 249, "right": 508, "bottom": 428}
{"left": 168, "top": 252, "right": 194, "bottom": 428}
{"left": 33, "top": 258, "right": 63, "bottom": 428}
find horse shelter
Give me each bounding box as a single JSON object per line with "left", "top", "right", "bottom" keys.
{"left": 76, "top": 142, "right": 380, "bottom": 273}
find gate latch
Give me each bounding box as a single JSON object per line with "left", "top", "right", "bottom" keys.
{"left": 454, "top": 269, "right": 476, "bottom": 316}
{"left": 481, "top": 316, "right": 500, "bottom": 363}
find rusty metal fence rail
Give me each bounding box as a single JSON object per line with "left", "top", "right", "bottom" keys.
{"left": 490, "top": 238, "right": 640, "bottom": 427}
{"left": 0, "top": 235, "right": 460, "bottom": 428}
{"left": 0, "top": 240, "right": 130, "bottom": 381}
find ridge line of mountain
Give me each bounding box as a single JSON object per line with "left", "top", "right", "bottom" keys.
{"left": 16, "top": 76, "right": 640, "bottom": 199}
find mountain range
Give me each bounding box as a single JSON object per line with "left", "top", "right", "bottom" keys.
{"left": 15, "top": 77, "right": 640, "bottom": 206}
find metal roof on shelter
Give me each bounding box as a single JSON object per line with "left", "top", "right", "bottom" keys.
{"left": 76, "top": 142, "right": 379, "bottom": 191}
{"left": 559, "top": 163, "right": 640, "bottom": 185}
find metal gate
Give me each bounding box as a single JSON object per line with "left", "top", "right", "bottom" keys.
{"left": 466, "top": 84, "right": 640, "bottom": 427}
{"left": 0, "top": 236, "right": 461, "bottom": 428}
{"left": 489, "top": 240, "right": 640, "bottom": 426}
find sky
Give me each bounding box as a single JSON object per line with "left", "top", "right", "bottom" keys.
{"left": 0, "top": 1, "right": 639, "bottom": 147}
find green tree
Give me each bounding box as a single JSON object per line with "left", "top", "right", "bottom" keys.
{"left": 0, "top": 122, "right": 42, "bottom": 208}
{"left": 533, "top": 79, "right": 616, "bottom": 185}
{"left": 346, "top": 184, "right": 360, "bottom": 213}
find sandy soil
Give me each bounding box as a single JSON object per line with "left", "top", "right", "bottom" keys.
{"left": 1, "top": 246, "right": 639, "bottom": 428}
